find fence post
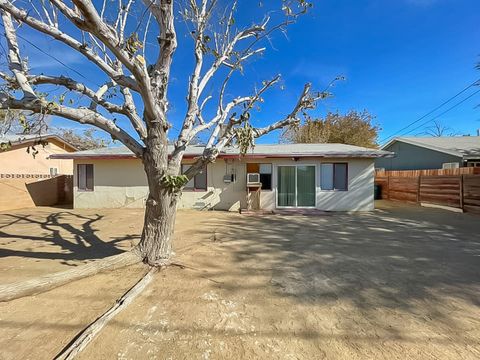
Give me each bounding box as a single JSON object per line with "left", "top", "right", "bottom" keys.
{"left": 460, "top": 174, "right": 464, "bottom": 211}
{"left": 386, "top": 173, "right": 390, "bottom": 200}
{"left": 417, "top": 175, "right": 421, "bottom": 204}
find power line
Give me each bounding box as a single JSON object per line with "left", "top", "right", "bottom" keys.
{"left": 380, "top": 79, "right": 480, "bottom": 144}
{"left": 395, "top": 88, "right": 480, "bottom": 137}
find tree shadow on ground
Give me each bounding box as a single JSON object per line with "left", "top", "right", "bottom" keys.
{"left": 193, "top": 203, "right": 480, "bottom": 315}
{"left": 0, "top": 211, "right": 136, "bottom": 263}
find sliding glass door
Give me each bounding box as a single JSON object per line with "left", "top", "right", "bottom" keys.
{"left": 277, "top": 165, "right": 316, "bottom": 207}
{"left": 297, "top": 166, "right": 316, "bottom": 206}
{"left": 277, "top": 166, "right": 296, "bottom": 207}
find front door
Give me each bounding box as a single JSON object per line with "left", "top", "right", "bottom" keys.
{"left": 277, "top": 165, "right": 316, "bottom": 207}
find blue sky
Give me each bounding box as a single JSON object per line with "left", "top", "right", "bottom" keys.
{"left": 7, "top": 0, "right": 480, "bottom": 146}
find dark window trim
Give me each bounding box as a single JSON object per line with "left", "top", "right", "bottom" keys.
{"left": 259, "top": 163, "right": 273, "bottom": 191}
{"left": 321, "top": 162, "right": 349, "bottom": 192}
{"left": 77, "top": 164, "right": 94, "bottom": 192}
{"left": 182, "top": 164, "right": 208, "bottom": 191}
{"left": 333, "top": 163, "right": 348, "bottom": 191}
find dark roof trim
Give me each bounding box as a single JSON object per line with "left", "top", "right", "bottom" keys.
{"left": 51, "top": 152, "right": 392, "bottom": 160}
{"left": 2, "top": 134, "right": 78, "bottom": 152}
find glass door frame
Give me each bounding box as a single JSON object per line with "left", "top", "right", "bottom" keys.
{"left": 275, "top": 164, "right": 317, "bottom": 209}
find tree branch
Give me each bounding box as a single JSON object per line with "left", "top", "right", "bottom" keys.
{"left": 144, "top": 0, "right": 177, "bottom": 111}
{"left": 29, "top": 75, "right": 124, "bottom": 114}
{"left": 204, "top": 75, "right": 281, "bottom": 149}
{"left": 0, "top": 10, "right": 36, "bottom": 100}
{"left": 29, "top": 74, "right": 147, "bottom": 140}
{"left": 69, "top": 0, "right": 161, "bottom": 123}
{"left": 173, "top": 0, "right": 210, "bottom": 154}
{"left": 215, "top": 83, "right": 315, "bottom": 152}
{"left": 120, "top": 86, "right": 147, "bottom": 140}
{"left": 252, "top": 84, "right": 313, "bottom": 137}
{"left": 197, "top": 19, "right": 269, "bottom": 98}
{"left": 190, "top": 95, "right": 252, "bottom": 143}
{"left": 0, "top": 0, "right": 139, "bottom": 91}
{"left": 0, "top": 96, "right": 144, "bottom": 157}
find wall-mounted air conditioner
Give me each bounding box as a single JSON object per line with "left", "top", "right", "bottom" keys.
{"left": 247, "top": 173, "right": 260, "bottom": 186}
{"left": 442, "top": 162, "right": 460, "bottom": 169}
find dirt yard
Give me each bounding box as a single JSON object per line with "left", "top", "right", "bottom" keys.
{"left": 1, "top": 202, "right": 479, "bottom": 359}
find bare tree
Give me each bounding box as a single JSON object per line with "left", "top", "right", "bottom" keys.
{"left": 0, "top": 0, "right": 325, "bottom": 266}
{"left": 422, "top": 120, "right": 457, "bottom": 137}
{"left": 56, "top": 128, "right": 110, "bottom": 150}
{"left": 0, "top": 109, "right": 49, "bottom": 135}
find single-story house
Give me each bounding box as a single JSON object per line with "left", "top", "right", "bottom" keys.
{"left": 0, "top": 134, "right": 76, "bottom": 211}
{"left": 0, "top": 133, "right": 76, "bottom": 175}
{"left": 375, "top": 136, "right": 480, "bottom": 170}
{"left": 51, "top": 143, "right": 392, "bottom": 212}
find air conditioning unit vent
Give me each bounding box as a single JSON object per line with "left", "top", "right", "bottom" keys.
{"left": 247, "top": 173, "right": 260, "bottom": 186}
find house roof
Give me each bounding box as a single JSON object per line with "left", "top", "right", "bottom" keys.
{"left": 381, "top": 136, "right": 480, "bottom": 159}
{"left": 50, "top": 143, "right": 392, "bottom": 160}
{"left": 0, "top": 133, "right": 77, "bottom": 151}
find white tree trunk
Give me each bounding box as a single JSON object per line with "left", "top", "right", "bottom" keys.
{"left": 137, "top": 191, "right": 178, "bottom": 265}
{"left": 136, "top": 128, "right": 179, "bottom": 266}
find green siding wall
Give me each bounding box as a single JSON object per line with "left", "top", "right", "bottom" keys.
{"left": 375, "top": 141, "right": 463, "bottom": 170}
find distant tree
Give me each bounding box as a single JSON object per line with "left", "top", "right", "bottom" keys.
{"left": 422, "top": 121, "right": 457, "bottom": 137}
{"left": 0, "top": 110, "right": 15, "bottom": 135}
{"left": 282, "top": 110, "right": 380, "bottom": 148}
{"left": 57, "top": 128, "right": 109, "bottom": 150}
{"left": 168, "top": 133, "right": 203, "bottom": 146}
{"left": 0, "top": 109, "right": 48, "bottom": 135}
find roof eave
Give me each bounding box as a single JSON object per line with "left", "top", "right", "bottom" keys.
{"left": 49, "top": 154, "right": 138, "bottom": 160}
{"left": 463, "top": 154, "right": 480, "bottom": 160}
{"left": 2, "top": 134, "right": 79, "bottom": 152}
{"left": 51, "top": 151, "right": 393, "bottom": 160}
{"left": 222, "top": 152, "right": 392, "bottom": 159}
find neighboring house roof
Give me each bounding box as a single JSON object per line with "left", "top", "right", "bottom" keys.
{"left": 381, "top": 136, "right": 480, "bottom": 159}
{"left": 0, "top": 133, "right": 78, "bottom": 151}
{"left": 50, "top": 143, "right": 392, "bottom": 160}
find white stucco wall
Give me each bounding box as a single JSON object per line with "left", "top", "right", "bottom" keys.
{"left": 73, "top": 159, "right": 148, "bottom": 209}
{"left": 258, "top": 157, "right": 374, "bottom": 211}
{"left": 73, "top": 159, "right": 248, "bottom": 211}
{"left": 73, "top": 157, "right": 374, "bottom": 211}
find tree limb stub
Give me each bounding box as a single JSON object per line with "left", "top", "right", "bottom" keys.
{"left": 55, "top": 266, "right": 157, "bottom": 360}
{"left": 0, "top": 251, "right": 140, "bottom": 302}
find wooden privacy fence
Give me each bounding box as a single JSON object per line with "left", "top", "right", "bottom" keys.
{"left": 375, "top": 168, "right": 480, "bottom": 214}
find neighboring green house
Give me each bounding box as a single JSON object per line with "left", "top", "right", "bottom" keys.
{"left": 376, "top": 136, "right": 480, "bottom": 170}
